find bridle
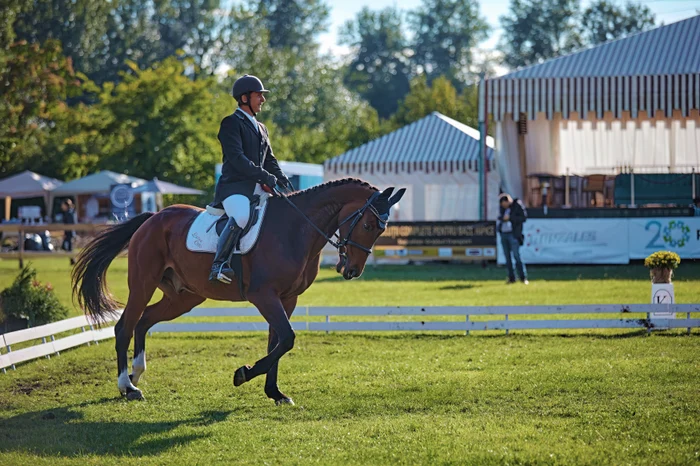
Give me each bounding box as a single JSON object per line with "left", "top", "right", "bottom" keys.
{"left": 272, "top": 188, "right": 388, "bottom": 264}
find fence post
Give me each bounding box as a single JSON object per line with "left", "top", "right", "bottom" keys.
{"left": 505, "top": 314, "right": 509, "bottom": 336}
{"left": 325, "top": 315, "right": 330, "bottom": 335}
{"left": 466, "top": 315, "right": 470, "bottom": 336}
{"left": 688, "top": 312, "right": 692, "bottom": 336}
{"left": 42, "top": 337, "right": 51, "bottom": 359}
{"left": 82, "top": 326, "right": 91, "bottom": 347}
{"left": 646, "top": 312, "right": 651, "bottom": 335}
{"left": 51, "top": 334, "right": 59, "bottom": 356}
{"left": 7, "top": 345, "right": 15, "bottom": 370}
{"left": 89, "top": 322, "right": 99, "bottom": 345}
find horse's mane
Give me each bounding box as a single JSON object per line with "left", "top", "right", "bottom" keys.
{"left": 288, "top": 178, "right": 378, "bottom": 199}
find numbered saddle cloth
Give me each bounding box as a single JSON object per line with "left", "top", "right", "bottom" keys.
{"left": 186, "top": 185, "right": 272, "bottom": 255}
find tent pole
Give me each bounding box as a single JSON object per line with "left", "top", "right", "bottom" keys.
{"left": 478, "top": 73, "right": 486, "bottom": 221}
{"left": 4, "top": 196, "right": 10, "bottom": 221}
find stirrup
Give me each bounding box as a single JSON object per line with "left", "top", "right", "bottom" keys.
{"left": 210, "top": 263, "right": 234, "bottom": 284}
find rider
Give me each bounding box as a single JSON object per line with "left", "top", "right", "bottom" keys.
{"left": 209, "top": 74, "right": 293, "bottom": 284}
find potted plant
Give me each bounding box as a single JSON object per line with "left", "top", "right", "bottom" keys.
{"left": 0, "top": 265, "right": 68, "bottom": 331}
{"left": 644, "top": 251, "right": 680, "bottom": 284}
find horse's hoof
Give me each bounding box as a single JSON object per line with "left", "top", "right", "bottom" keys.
{"left": 126, "top": 388, "right": 144, "bottom": 401}
{"left": 233, "top": 365, "right": 251, "bottom": 387}
{"left": 275, "top": 397, "right": 295, "bottom": 406}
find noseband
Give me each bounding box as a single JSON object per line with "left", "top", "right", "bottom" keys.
{"left": 274, "top": 189, "right": 387, "bottom": 263}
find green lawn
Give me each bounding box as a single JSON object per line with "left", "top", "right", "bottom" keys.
{"left": 0, "top": 332, "right": 699, "bottom": 465}
{"left": 2, "top": 257, "right": 700, "bottom": 314}
{"left": 1, "top": 258, "right": 699, "bottom": 464}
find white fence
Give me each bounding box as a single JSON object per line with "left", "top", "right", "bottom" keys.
{"left": 1, "top": 313, "right": 121, "bottom": 373}
{"left": 2, "top": 305, "right": 698, "bottom": 372}
{"left": 150, "top": 304, "right": 700, "bottom": 334}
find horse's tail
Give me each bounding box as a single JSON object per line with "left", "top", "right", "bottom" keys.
{"left": 72, "top": 212, "right": 155, "bottom": 324}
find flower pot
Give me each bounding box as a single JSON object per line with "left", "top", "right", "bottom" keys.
{"left": 650, "top": 267, "right": 673, "bottom": 284}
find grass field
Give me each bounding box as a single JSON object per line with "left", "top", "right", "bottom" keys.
{"left": 1, "top": 258, "right": 699, "bottom": 464}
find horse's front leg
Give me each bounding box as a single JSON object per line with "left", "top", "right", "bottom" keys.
{"left": 264, "top": 296, "right": 298, "bottom": 405}
{"left": 233, "top": 293, "right": 295, "bottom": 388}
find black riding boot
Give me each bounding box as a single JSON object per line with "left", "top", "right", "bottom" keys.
{"left": 209, "top": 217, "right": 243, "bottom": 284}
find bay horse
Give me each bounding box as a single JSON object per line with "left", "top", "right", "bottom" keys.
{"left": 72, "top": 179, "right": 404, "bottom": 403}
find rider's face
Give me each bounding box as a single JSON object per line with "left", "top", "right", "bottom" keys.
{"left": 246, "top": 92, "right": 265, "bottom": 113}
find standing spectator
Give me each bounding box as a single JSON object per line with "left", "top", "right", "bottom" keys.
{"left": 498, "top": 193, "right": 528, "bottom": 284}
{"left": 692, "top": 197, "right": 700, "bottom": 216}
{"left": 60, "top": 199, "right": 76, "bottom": 253}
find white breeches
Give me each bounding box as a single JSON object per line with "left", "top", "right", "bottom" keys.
{"left": 222, "top": 194, "right": 250, "bottom": 229}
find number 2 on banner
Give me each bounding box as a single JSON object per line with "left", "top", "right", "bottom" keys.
{"left": 645, "top": 221, "right": 664, "bottom": 248}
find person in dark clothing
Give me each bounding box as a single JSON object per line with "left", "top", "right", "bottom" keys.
{"left": 209, "top": 74, "right": 293, "bottom": 284}
{"left": 61, "top": 199, "right": 76, "bottom": 252}
{"left": 498, "top": 193, "right": 528, "bottom": 284}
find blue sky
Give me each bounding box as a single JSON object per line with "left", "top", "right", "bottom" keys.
{"left": 317, "top": 0, "right": 699, "bottom": 56}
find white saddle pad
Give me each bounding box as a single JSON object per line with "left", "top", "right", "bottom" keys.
{"left": 186, "top": 185, "right": 272, "bottom": 255}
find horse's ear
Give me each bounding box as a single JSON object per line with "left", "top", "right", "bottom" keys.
{"left": 388, "top": 188, "right": 405, "bottom": 206}
{"left": 379, "top": 187, "right": 394, "bottom": 199}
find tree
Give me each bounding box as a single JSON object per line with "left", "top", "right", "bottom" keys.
{"left": 581, "top": 0, "right": 655, "bottom": 46}
{"left": 339, "top": 7, "right": 412, "bottom": 119}
{"left": 499, "top": 0, "right": 581, "bottom": 69}
{"left": 257, "top": 0, "right": 330, "bottom": 50}
{"left": 409, "top": 0, "right": 489, "bottom": 86}
{"left": 0, "top": 40, "right": 84, "bottom": 176}
{"left": 392, "top": 76, "right": 479, "bottom": 129}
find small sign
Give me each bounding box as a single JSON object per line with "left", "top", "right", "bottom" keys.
{"left": 650, "top": 283, "right": 675, "bottom": 320}
{"left": 438, "top": 248, "right": 453, "bottom": 257}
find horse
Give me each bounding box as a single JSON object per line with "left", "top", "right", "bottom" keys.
{"left": 71, "top": 179, "right": 405, "bottom": 404}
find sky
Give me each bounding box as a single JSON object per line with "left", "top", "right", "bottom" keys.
{"left": 317, "top": 0, "right": 700, "bottom": 58}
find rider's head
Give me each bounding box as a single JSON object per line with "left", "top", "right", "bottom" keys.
{"left": 232, "top": 74, "right": 270, "bottom": 117}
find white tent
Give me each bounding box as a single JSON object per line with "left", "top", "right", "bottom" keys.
{"left": 0, "top": 170, "right": 63, "bottom": 219}
{"left": 324, "top": 112, "right": 500, "bottom": 221}
{"left": 52, "top": 170, "right": 146, "bottom": 195}
{"left": 484, "top": 16, "right": 700, "bottom": 200}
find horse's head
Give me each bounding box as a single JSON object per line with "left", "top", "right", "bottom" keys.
{"left": 336, "top": 187, "right": 405, "bottom": 280}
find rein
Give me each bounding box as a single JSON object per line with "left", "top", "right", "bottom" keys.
{"left": 271, "top": 187, "right": 385, "bottom": 258}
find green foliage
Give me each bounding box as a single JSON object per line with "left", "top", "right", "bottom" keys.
{"left": 410, "top": 0, "right": 490, "bottom": 86}
{"left": 0, "top": 39, "right": 85, "bottom": 176}
{"left": 392, "top": 76, "right": 479, "bottom": 130}
{"left": 581, "top": 0, "right": 656, "bottom": 46}
{"left": 499, "top": 0, "right": 657, "bottom": 69}
{"left": 339, "top": 7, "right": 412, "bottom": 119}
{"left": 257, "top": 0, "right": 330, "bottom": 50}
{"left": 644, "top": 251, "right": 681, "bottom": 270}
{"left": 0, "top": 265, "right": 68, "bottom": 326}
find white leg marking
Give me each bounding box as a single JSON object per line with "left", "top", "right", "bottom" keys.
{"left": 131, "top": 351, "right": 146, "bottom": 385}
{"left": 118, "top": 369, "right": 138, "bottom": 395}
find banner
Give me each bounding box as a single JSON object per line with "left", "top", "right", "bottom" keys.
{"left": 498, "top": 219, "right": 629, "bottom": 264}
{"left": 628, "top": 218, "right": 700, "bottom": 259}
{"left": 376, "top": 221, "right": 496, "bottom": 248}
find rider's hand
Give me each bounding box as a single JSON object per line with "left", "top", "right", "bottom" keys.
{"left": 261, "top": 172, "right": 277, "bottom": 190}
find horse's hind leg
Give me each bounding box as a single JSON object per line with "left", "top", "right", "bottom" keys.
{"left": 116, "top": 261, "right": 162, "bottom": 400}
{"left": 131, "top": 292, "right": 205, "bottom": 386}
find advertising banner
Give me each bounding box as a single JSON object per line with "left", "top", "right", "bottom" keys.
{"left": 376, "top": 221, "right": 496, "bottom": 248}
{"left": 498, "top": 219, "right": 629, "bottom": 264}
{"left": 628, "top": 218, "right": 700, "bottom": 259}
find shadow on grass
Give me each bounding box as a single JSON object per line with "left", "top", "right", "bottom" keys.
{"left": 0, "top": 399, "right": 232, "bottom": 458}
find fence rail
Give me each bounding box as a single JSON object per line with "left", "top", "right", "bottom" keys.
{"left": 1, "top": 312, "right": 121, "bottom": 372}
{"left": 152, "top": 304, "right": 700, "bottom": 335}
{"left": 3, "top": 305, "right": 698, "bottom": 372}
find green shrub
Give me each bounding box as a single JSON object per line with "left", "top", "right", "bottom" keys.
{"left": 0, "top": 265, "right": 69, "bottom": 327}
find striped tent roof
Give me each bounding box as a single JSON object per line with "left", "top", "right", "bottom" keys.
{"left": 325, "top": 112, "right": 494, "bottom": 174}
{"left": 500, "top": 15, "right": 700, "bottom": 79}
{"left": 487, "top": 16, "right": 700, "bottom": 121}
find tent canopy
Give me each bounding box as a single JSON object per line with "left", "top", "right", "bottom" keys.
{"left": 131, "top": 178, "right": 204, "bottom": 195}
{"left": 52, "top": 170, "right": 147, "bottom": 195}
{"left": 0, "top": 170, "right": 63, "bottom": 199}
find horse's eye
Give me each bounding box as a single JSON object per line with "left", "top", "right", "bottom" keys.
{"left": 363, "top": 223, "right": 372, "bottom": 231}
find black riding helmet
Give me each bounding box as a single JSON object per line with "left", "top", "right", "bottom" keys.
{"left": 232, "top": 75, "right": 270, "bottom": 116}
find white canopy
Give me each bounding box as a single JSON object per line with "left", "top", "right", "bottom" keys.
{"left": 0, "top": 170, "right": 62, "bottom": 199}
{"left": 52, "top": 170, "right": 147, "bottom": 195}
